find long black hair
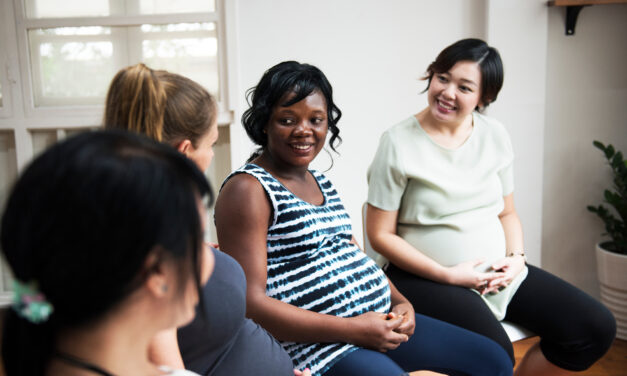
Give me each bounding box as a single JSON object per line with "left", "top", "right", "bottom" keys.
{"left": 242, "top": 61, "right": 342, "bottom": 162}
{"left": 423, "top": 38, "right": 504, "bottom": 110}
{"left": 1, "top": 130, "right": 212, "bottom": 375}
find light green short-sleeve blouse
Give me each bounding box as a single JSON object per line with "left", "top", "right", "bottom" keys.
{"left": 367, "top": 112, "right": 527, "bottom": 320}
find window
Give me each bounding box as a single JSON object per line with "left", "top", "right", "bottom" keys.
{"left": 0, "top": 0, "right": 236, "bottom": 305}
{"left": 0, "top": 131, "right": 17, "bottom": 305}
{"left": 16, "top": 0, "right": 224, "bottom": 111}
{"left": 24, "top": 0, "right": 215, "bottom": 18}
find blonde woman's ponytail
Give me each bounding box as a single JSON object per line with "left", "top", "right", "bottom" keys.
{"left": 105, "top": 64, "right": 216, "bottom": 148}
{"left": 104, "top": 64, "right": 167, "bottom": 141}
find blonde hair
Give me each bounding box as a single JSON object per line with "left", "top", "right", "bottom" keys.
{"left": 104, "top": 63, "right": 217, "bottom": 147}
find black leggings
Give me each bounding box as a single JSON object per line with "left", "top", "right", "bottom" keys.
{"left": 386, "top": 264, "right": 616, "bottom": 371}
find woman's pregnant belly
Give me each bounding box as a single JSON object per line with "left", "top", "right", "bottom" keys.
{"left": 397, "top": 217, "right": 506, "bottom": 267}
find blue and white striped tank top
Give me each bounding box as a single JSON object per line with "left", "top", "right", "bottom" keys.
{"left": 225, "top": 164, "right": 391, "bottom": 376}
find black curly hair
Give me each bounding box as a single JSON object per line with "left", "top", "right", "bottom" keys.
{"left": 242, "top": 61, "right": 342, "bottom": 162}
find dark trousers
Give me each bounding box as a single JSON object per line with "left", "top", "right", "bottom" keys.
{"left": 386, "top": 263, "right": 616, "bottom": 371}
{"left": 324, "top": 313, "right": 512, "bottom": 376}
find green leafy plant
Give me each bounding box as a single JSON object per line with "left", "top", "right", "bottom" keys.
{"left": 587, "top": 141, "right": 627, "bottom": 255}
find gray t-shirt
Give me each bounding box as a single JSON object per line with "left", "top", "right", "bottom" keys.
{"left": 178, "top": 248, "right": 293, "bottom": 376}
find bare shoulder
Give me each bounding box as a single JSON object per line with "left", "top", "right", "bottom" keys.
{"left": 215, "top": 172, "right": 271, "bottom": 265}
{"left": 219, "top": 172, "right": 266, "bottom": 200}
{"left": 215, "top": 172, "right": 271, "bottom": 227}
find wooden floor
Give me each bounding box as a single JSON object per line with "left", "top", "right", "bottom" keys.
{"left": 410, "top": 337, "right": 627, "bottom": 376}
{"left": 512, "top": 337, "right": 627, "bottom": 376}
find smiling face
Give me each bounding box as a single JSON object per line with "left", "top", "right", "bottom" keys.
{"left": 264, "top": 90, "right": 328, "bottom": 168}
{"left": 427, "top": 61, "right": 483, "bottom": 126}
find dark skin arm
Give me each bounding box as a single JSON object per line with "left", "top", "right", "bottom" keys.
{"left": 214, "top": 173, "right": 411, "bottom": 352}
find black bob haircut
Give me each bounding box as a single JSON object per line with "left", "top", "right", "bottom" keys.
{"left": 423, "top": 38, "right": 504, "bottom": 110}
{"left": 1, "top": 130, "right": 212, "bottom": 375}
{"left": 242, "top": 61, "right": 342, "bottom": 162}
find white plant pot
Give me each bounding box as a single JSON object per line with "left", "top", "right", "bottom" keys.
{"left": 596, "top": 243, "right": 627, "bottom": 340}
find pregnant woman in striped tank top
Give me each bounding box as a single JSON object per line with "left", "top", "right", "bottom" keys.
{"left": 214, "top": 61, "right": 513, "bottom": 376}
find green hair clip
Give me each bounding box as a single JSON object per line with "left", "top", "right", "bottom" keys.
{"left": 12, "top": 280, "right": 54, "bottom": 324}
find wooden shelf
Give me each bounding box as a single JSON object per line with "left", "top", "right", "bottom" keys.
{"left": 548, "top": 0, "right": 627, "bottom": 35}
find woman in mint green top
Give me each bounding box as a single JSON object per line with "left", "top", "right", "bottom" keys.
{"left": 366, "top": 38, "right": 615, "bottom": 375}
{"left": 369, "top": 111, "right": 528, "bottom": 321}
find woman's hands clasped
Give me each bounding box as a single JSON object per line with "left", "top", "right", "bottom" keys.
{"left": 446, "top": 256, "right": 526, "bottom": 295}
{"left": 445, "top": 259, "right": 506, "bottom": 294}
{"left": 348, "top": 302, "right": 415, "bottom": 353}
{"left": 481, "top": 254, "right": 526, "bottom": 295}
{"left": 388, "top": 301, "right": 415, "bottom": 337}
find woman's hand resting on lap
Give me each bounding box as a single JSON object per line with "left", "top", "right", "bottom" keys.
{"left": 446, "top": 259, "right": 505, "bottom": 294}
{"left": 388, "top": 302, "right": 415, "bottom": 337}
{"left": 482, "top": 255, "right": 526, "bottom": 294}
{"left": 348, "top": 311, "right": 409, "bottom": 352}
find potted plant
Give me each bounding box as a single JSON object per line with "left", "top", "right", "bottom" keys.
{"left": 587, "top": 140, "right": 626, "bottom": 340}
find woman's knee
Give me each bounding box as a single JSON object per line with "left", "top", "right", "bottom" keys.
{"left": 408, "top": 314, "right": 513, "bottom": 376}
{"left": 541, "top": 302, "right": 616, "bottom": 371}
{"left": 471, "top": 337, "right": 513, "bottom": 376}
{"left": 589, "top": 303, "right": 617, "bottom": 353}
{"left": 323, "top": 349, "right": 406, "bottom": 376}
{"left": 430, "top": 334, "right": 512, "bottom": 376}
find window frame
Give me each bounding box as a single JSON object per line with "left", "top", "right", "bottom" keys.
{"left": 0, "top": 56, "right": 7, "bottom": 117}
{"left": 0, "top": 5, "right": 14, "bottom": 119}
{"left": 13, "top": 0, "right": 231, "bottom": 122}
{"left": 0, "top": 0, "right": 237, "bottom": 306}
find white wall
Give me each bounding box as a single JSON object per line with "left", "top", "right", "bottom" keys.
{"left": 233, "top": 0, "right": 550, "bottom": 264}
{"left": 232, "top": 1, "right": 627, "bottom": 298}
{"left": 484, "top": 0, "right": 549, "bottom": 267}
{"left": 542, "top": 4, "right": 627, "bottom": 298}
{"left": 233, "top": 1, "right": 489, "bottom": 223}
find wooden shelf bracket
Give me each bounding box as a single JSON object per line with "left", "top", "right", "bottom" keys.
{"left": 565, "top": 5, "right": 587, "bottom": 35}
{"left": 550, "top": 0, "right": 627, "bottom": 36}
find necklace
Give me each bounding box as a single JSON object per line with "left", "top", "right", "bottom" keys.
{"left": 55, "top": 352, "right": 116, "bottom": 376}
